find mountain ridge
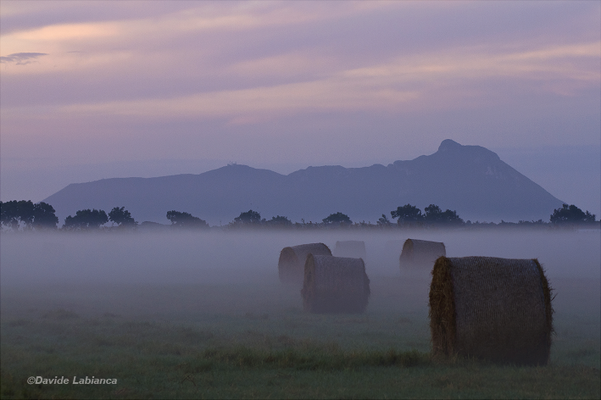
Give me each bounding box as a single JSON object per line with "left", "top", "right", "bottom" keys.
{"left": 43, "top": 140, "right": 564, "bottom": 225}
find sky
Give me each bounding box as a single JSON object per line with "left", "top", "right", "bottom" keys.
{"left": 1, "top": 1, "right": 600, "bottom": 216}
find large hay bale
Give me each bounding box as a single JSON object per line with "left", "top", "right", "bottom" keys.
{"left": 429, "top": 256, "right": 553, "bottom": 365}
{"left": 334, "top": 240, "right": 367, "bottom": 259}
{"left": 278, "top": 243, "right": 332, "bottom": 285}
{"left": 301, "top": 255, "right": 370, "bottom": 314}
{"left": 400, "top": 239, "right": 446, "bottom": 269}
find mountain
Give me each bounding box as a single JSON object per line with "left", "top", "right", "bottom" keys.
{"left": 43, "top": 140, "right": 564, "bottom": 225}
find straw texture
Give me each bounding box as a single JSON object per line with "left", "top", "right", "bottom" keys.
{"left": 278, "top": 243, "right": 332, "bottom": 285}
{"left": 400, "top": 239, "right": 446, "bottom": 269}
{"left": 429, "top": 256, "right": 553, "bottom": 365}
{"left": 301, "top": 255, "right": 370, "bottom": 314}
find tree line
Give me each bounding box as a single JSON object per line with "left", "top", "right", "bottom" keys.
{"left": 0, "top": 201, "right": 134, "bottom": 231}
{"left": 0, "top": 200, "right": 597, "bottom": 232}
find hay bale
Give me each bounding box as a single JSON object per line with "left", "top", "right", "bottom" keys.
{"left": 400, "top": 239, "right": 446, "bottom": 269}
{"left": 301, "top": 255, "right": 370, "bottom": 314}
{"left": 429, "top": 256, "right": 553, "bottom": 365}
{"left": 334, "top": 240, "right": 367, "bottom": 259}
{"left": 278, "top": 243, "right": 332, "bottom": 285}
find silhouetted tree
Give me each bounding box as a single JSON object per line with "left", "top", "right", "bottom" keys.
{"left": 32, "top": 202, "right": 59, "bottom": 229}
{"left": 1, "top": 200, "right": 24, "bottom": 230}
{"left": 440, "top": 209, "right": 463, "bottom": 225}
{"left": 266, "top": 215, "right": 292, "bottom": 226}
{"left": 1, "top": 200, "right": 57, "bottom": 230}
{"left": 166, "top": 210, "right": 209, "bottom": 229}
{"left": 63, "top": 209, "right": 108, "bottom": 230}
{"left": 234, "top": 210, "right": 262, "bottom": 225}
{"left": 109, "top": 206, "right": 137, "bottom": 227}
{"left": 322, "top": 212, "right": 352, "bottom": 225}
{"left": 391, "top": 204, "right": 423, "bottom": 226}
{"left": 423, "top": 204, "right": 444, "bottom": 223}
{"left": 550, "top": 204, "right": 596, "bottom": 225}
{"left": 16, "top": 200, "right": 35, "bottom": 227}
{"left": 424, "top": 204, "right": 464, "bottom": 226}
{"left": 377, "top": 214, "right": 392, "bottom": 226}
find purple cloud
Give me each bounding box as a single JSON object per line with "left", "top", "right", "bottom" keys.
{"left": 0, "top": 52, "right": 47, "bottom": 65}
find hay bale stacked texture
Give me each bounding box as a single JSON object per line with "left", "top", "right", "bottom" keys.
{"left": 334, "top": 240, "right": 367, "bottom": 259}
{"left": 429, "top": 256, "right": 553, "bottom": 365}
{"left": 302, "top": 255, "right": 370, "bottom": 314}
{"left": 400, "top": 239, "right": 446, "bottom": 269}
{"left": 278, "top": 243, "right": 332, "bottom": 285}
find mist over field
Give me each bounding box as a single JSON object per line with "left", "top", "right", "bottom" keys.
{"left": 1, "top": 229, "right": 599, "bottom": 398}
{"left": 1, "top": 229, "right": 598, "bottom": 313}
{"left": 1, "top": 230, "right": 599, "bottom": 285}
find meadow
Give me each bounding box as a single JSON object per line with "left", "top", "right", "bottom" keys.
{"left": 1, "top": 228, "right": 599, "bottom": 399}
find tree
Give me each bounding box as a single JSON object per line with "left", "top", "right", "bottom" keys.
{"left": 0, "top": 200, "right": 55, "bottom": 230}
{"left": 1, "top": 200, "right": 22, "bottom": 230}
{"left": 16, "top": 200, "right": 35, "bottom": 227}
{"left": 439, "top": 209, "right": 464, "bottom": 225}
{"left": 423, "top": 204, "right": 444, "bottom": 224}
{"left": 63, "top": 209, "right": 108, "bottom": 230}
{"left": 391, "top": 204, "right": 423, "bottom": 226}
{"left": 234, "top": 210, "right": 262, "bottom": 225}
{"left": 550, "top": 204, "right": 596, "bottom": 225}
{"left": 322, "top": 212, "right": 352, "bottom": 225}
{"left": 423, "top": 204, "right": 464, "bottom": 226}
{"left": 266, "top": 215, "right": 292, "bottom": 226}
{"left": 109, "top": 206, "right": 137, "bottom": 227}
{"left": 166, "top": 210, "right": 209, "bottom": 229}
{"left": 377, "top": 213, "right": 392, "bottom": 227}
{"left": 32, "top": 202, "right": 59, "bottom": 229}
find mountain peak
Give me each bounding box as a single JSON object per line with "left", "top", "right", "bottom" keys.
{"left": 438, "top": 139, "right": 462, "bottom": 151}
{"left": 435, "top": 139, "right": 501, "bottom": 162}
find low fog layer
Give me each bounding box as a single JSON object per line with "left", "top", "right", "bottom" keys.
{"left": 1, "top": 229, "right": 598, "bottom": 354}
{"left": 1, "top": 229, "right": 598, "bottom": 287}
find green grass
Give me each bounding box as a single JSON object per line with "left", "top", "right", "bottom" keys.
{"left": 1, "top": 274, "right": 599, "bottom": 399}
{"left": 1, "top": 325, "right": 599, "bottom": 400}
{"left": 1, "top": 329, "right": 599, "bottom": 400}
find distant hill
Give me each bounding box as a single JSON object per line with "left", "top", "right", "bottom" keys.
{"left": 44, "top": 139, "right": 564, "bottom": 225}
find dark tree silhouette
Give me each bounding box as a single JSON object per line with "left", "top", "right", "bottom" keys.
{"left": 423, "top": 204, "right": 444, "bottom": 223}
{"left": 32, "top": 202, "right": 59, "bottom": 229}
{"left": 377, "top": 214, "right": 392, "bottom": 226}
{"left": 109, "top": 206, "right": 137, "bottom": 227}
{"left": 166, "top": 210, "right": 209, "bottom": 229}
{"left": 439, "top": 209, "right": 463, "bottom": 225}
{"left": 1, "top": 200, "right": 57, "bottom": 230}
{"left": 1, "top": 200, "right": 24, "bottom": 230}
{"left": 424, "top": 204, "right": 464, "bottom": 226}
{"left": 550, "top": 204, "right": 596, "bottom": 224}
{"left": 266, "top": 215, "right": 292, "bottom": 226}
{"left": 234, "top": 210, "right": 262, "bottom": 225}
{"left": 391, "top": 204, "right": 423, "bottom": 226}
{"left": 322, "top": 212, "right": 352, "bottom": 225}
{"left": 63, "top": 209, "right": 108, "bottom": 230}
{"left": 16, "top": 200, "right": 35, "bottom": 227}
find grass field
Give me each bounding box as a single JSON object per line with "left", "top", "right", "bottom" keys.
{"left": 1, "top": 229, "right": 599, "bottom": 399}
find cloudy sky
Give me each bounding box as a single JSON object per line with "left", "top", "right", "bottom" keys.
{"left": 1, "top": 1, "right": 599, "bottom": 215}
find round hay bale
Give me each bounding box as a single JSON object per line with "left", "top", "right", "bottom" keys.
{"left": 301, "top": 255, "right": 370, "bottom": 314}
{"left": 429, "top": 256, "right": 554, "bottom": 365}
{"left": 278, "top": 243, "right": 332, "bottom": 285}
{"left": 400, "top": 239, "right": 446, "bottom": 269}
{"left": 334, "top": 240, "right": 367, "bottom": 259}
